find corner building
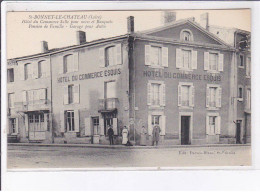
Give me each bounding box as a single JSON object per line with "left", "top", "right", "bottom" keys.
{"left": 7, "top": 13, "right": 250, "bottom": 145}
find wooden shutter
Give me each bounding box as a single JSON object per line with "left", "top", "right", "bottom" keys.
{"left": 22, "top": 91, "right": 27, "bottom": 105}
{"left": 20, "top": 64, "right": 25, "bottom": 80}
{"left": 176, "top": 48, "right": 182, "bottom": 68}
{"left": 218, "top": 53, "right": 224, "bottom": 72}
{"left": 148, "top": 115, "right": 152, "bottom": 135}
{"left": 204, "top": 52, "right": 209, "bottom": 70}
{"left": 162, "top": 47, "right": 168, "bottom": 67}
{"left": 46, "top": 59, "right": 51, "bottom": 77}
{"left": 206, "top": 86, "right": 210, "bottom": 107}
{"left": 40, "top": 88, "right": 46, "bottom": 100}
{"left": 15, "top": 118, "right": 19, "bottom": 133}
{"left": 99, "top": 47, "right": 105, "bottom": 67}
{"left": 161, "top": 115, "right": 166, "bottom": 135}
{"left": 60, "top": 111, "right": 65, "bottom": 132}
{"left": 59, "top": 55, "right": 64, "bottom": 74}
{"left": 178, "top": 84, "right": 182, "bottom": 106}
{"left": 189, "top": 85, "right": 195, "bottom": 107}
{"left": 192, "top": 50, "right": 197, "bottom": 69}
{"left": 217, "top": 87, "right": 222, "bottom": 108}
{"left": 147, "top": 82, "right": 152, "bottom": 105}
{"left": 115, "top": 44, "right": 122, "bottom": 65}
{"left": 33, "top": 62, "right": 38, "bottom": 79}
{"left": 73, "top": 52, "right": 79, "bottom": 72}
{"left": 216, "top": 116, "right": 221, "bottom": 135}
{"left": 99, "top": 118, "right": 104, "bottom": 135}
{"left": 84, "top": 117, "right": 91, "bottom": 136}
{"left": 160, "top": 83, "right": 166, "bottom": 106}
{"left": 24, "top": 114, "right": 28, "bottom": 133}
{"left": 44, "top": 113, "right": 48, "bottom": 131}
{"left": 63, "top": 86, "right": 68, "bottom": 105}
{"left": 113, "top": 118, "right": 118, "bottom": 135}
{"left": 206, "top": 116, "right": 209, "bottom": 135}
{"left": 74, "top": 110, "right": 79, "bottom": 132}
{"left": 73, "top": 84, "right": 80, "bottom": 104}
{"left": 145, "top": 45, "right": 151, "bottom": 66}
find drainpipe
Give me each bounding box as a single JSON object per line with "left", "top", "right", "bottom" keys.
{"left": 49, "top": 54, "right": 54, "bottom": 143}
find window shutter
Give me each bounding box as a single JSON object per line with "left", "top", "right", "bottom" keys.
{"left": 40, "top": 88, "right": 46, "bottom": 100}
{"left": 178, "top": 84, "right": 182, "bottom": 106}
{"left": 162, "top": 47, "right": 168, "bottom": 67}
{"left": 99, "top": 118, "right": 104, "bottom": 135}
{"left": 148, "top": 115, "right": 152, "bottom": 135}
{"left": 189, "top": 85, "right": 195, "bottom": 107}
{"left": 44, "top": 113, "right": 48, "bottom": 131}
{"left": 161, "top": 115, "right": 166, "bottom": 135}
{"left": 206, "top": 86, "right": 210, "bottom": 107}
{"left": 99, "top": 47, "right": 105, "bottom": 67}
{"left": 22, "top": 91, "right": 27, "bottom": 105}
{"left": 73, "top": 52, "right": 79, "bottom": 72}
{"left": 33, "top": 62, "right": 38, "bottom": 79}
{"left": 217, "top": 87, "right": 222, "bottom": 108}
{"left": 206, "top": 116, "right": 209, "bottom": 135}
{"left": 63, "top": 86, "right": 68, "bottom": 105}
{"left": 192, "top": 50, "right": 197, "bottom": 69}
{"left": 216, "top": 116, "right": 221, "bottom": 135}
{"left": 28, "top": 64, "right": 33, "bottom": 79}
{"left": 246, "top": 58, "right": 249, "bottom": 76}
{"left": 160, "top": 83, "right": 166, "bottom": 106}
{"left": 60, "top": 111, "right": 65, "bottom": 132}
{"left": 15, "top": 118, "right": 19, "bottom": 133}
{"left": 73, "top": 84, "right": 80, "bottom": 104}
{"left": 74, "top": 110, "right": 79, "bottom": 132}
{"left": 115, "top": 44, "right": 122, "bottom": 65}
{"left": 24, "top": 114, "right": 29, "bottom": 133}
{"left": 113, "top": 118, "right": 118, "bottom": 135}
{"left": 204, "top": 52, "right": 209, "bottom": 70}
{"left": 20, "top": 64, "right": 25, "bottom": 80}
{"left": 59, "top": 56, "right": 64, "bottom": 74}
{"left": 145, "top": 45, "right": 151, "bottom": 66}
{"left": 46, "top": 59, "right": 51, "bottom": 77}
{"left": 218, "top": 53, "right": 224, "bottom": 72}
{"left": 84, "top": 117, "right": 91, "bottom": 136}
{"left": 176, "top": 48, "right": 182, "bottom": 68}
{"left": 147, "top": 83, "right": 152, "bottom": 105}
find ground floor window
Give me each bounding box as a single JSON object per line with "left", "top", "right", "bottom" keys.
{"left": 92, "top": 117, "right": 99, "bottom": 135}
{"left": 9, "top": 118, "right": 16, "bottom": 134}
{"left": 28, "top": 113, "right": 45, "bottom": 132}
{"left": 206, "top": 114, "right": 221, "bottom": 135}
{"left": 66, "top": 111, "right": 75, "bottom": 132}
{"left": 209, "top": 116, "right": 217, "bottom": 135}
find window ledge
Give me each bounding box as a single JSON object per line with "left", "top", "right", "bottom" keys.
{"left": 207, "top": 107, "right": 220, "bottom": 111}
{"left": 237, "top": 98, "right": 243, "bottom": 102}
{"left": 148, "top": 65, "right": 164, "bottom": 69}
{"left": 179, "top": 106, "right": 193, "bottom": 110}
{"left": 238, "top": 66, "right": 245, "bottom": 69}
{"left": 246, "top": 76, "right": 251, "bottom": 79}
{"left": 148, "top": 105, "right": 165, "bottom": 109}
{"left": 244, "top": 109, "right": 251, "bottom": 114}
{"left": 206, "top": 70, "right": 220, "bottom": 74}
{"left": 177, "top": 68, "right": 193, "bottom": 72}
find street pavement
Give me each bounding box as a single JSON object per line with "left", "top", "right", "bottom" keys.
{"left": 7, "top": 145, "right": 251, "bottom": 169}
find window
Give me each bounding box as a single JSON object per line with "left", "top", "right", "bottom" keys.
{"left": 209, "top": 53, "right": 218, "bottom": 71}
{"left": 152, "top": 115, "right": 160, "bottom": 125}
{"left": 24, "top": 63, "right": 30, "bottom": 80}
{"left": 182, "top": 50, "right": 192, "bottom": 69}
{"left": 180, "top": 29, "right": 193, "bottom": 41}
{"left": 150, "top": 46, "right": 162, "bottom": 67}
{"left": 238, "top": 86, "right": 243, "bottom": 100}
{"left": 63, "top": 54, "right": 73, "bottom": 73}
{"left": 147, "top": 82, "right": 166, "bottom": 106}
{"left": 148, "top": 114, "right": 166, "bottom": 136}
{"left": 7, "top": 68, "right": 14, "bottom": 83}
{"left": 176, "top": 49, "right": 197, "bottom": 70}
{"left": 9, "top": 118, "right": 16, "bottom": 134}
{"left": 145, "top": 45, "right": 168, "bottom": 68}
{"left": 105, "top": 46, "right": 116, "bottom": 67}
{"left": 239, "top": 55, "right": 244, "bottom": 67}
{"left": 66, "top": 111, "right": 75, "bottom": 132}
{"left": 209, "top": 116, "right": 217, "bottom": 135}
{"left": 206, "top": 115, "right": 221, "bottom": 135}
{"left": 246, "top": 57, "right": 251, "bottom": 77}
{"left": 246, "top": 89, "right": 251, "bottom": 110}
{"left": 68, "top": 85, "right": 74, "bottom": 104}
{"left": 92, "top": 117, "right": 99, "bottom": 135}
{"left": 38, "top": 60, "right": 49, "bottom": 78}
{"left": 64, "top": 84, "right": 80, "bottom": 105}
{"left": 105, "top": 81, "right": 116, "bottom": 99}
{"left": 8, "top": 93, "right": 15, "bottom": 108}
{"left": 27, "top": 88, "right": 47, "bottom": 105}
{"left": 206, "top": 85, "right": 222, "bottom": 108}
{"left": 178, "top": 83, "right": 194, "bottom": 107}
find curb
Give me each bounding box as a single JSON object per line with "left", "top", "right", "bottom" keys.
{"left": 8, "top": 143, "right": 251, "bottom": 149}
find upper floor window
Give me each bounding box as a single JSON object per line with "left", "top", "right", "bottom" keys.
{"left": 99, "top": 44, "right": 122, "bottom": 68}
{"left": 105, "top": 46, "right": 116, "bottom": 67}
{"left": 206, "top": 85, "right": 222, "bottom": 108}
{"left": 178, "top": 83, "right": 194, "bottom": 107}
{"left": 246, "top": 88, "right": 251, "bottom": 111}
{"left": 7, "top": 68, "right": 14, "bottom": 83}
{"left": 209, "top": 53, "right": 218, "bottom": 71}
{"left": 145, "top": 45, "right": 168, "bottom": 68}
{"left": 180, "top": 29, "right": 193, "bottom": 41}
{"left": 38, "top": 60, "right": 49, "bottom": 78}
{"left": 246, "top": 57, "right": 251, "bottom": 77}
{"left": 204, "top": 52, "right": 223, "bottom": 72}
{"left": 8, "top": 93, "right": 15, "bottom": 108}
{"left": 27, "top": 88, "right": 47, "bottom": 105}
{"left": 239, "top": 55, "right": 244, "bottom": 67}
{"left": 63, "top": 54, "right": 73, "bottom": 73}
{"left": 63, "top": 84, "right": 80, "bottom": 105}
{"left": 105, "top": 81, "right": 116, "bottom": 99}
{"left": 147, "top": 81, "right": 166, "bottom": 106}
{"left": 176, "top": 48, "right": 197, "bottom": 70}
{"left": 24, "top": 63, "right": 33, "bottom": 80}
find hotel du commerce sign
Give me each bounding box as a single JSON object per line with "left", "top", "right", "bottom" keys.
{"left": 57, "top": 68, "right": 222, "bottom": 83}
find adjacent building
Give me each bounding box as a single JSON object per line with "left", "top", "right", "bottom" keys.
{"left": 7, "top": 12, "right": 251, "bottom": 145}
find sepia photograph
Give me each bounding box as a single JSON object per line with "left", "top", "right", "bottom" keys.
{"left": 5, "top": 9, "right": 251, "bottom": 169}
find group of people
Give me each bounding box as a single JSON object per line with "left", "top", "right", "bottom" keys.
{"left": 107, "top": 124, "right": 161, "bottom": 146}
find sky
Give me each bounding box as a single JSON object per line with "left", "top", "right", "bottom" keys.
{"left": 7, "top": 9, "right": 251, "bottom": 59}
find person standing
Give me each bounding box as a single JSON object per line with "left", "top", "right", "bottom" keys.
{"left": 140, "top": 126, "right": 147, "bottom": 146}
{"left": 122, "top": 126, "right": 128, "bottom": 145}
{"left": 107, "top": 125, "right": 114, "bottom": 145}
{"left": 152, "top": 124, "right": 161, "bottom": 146}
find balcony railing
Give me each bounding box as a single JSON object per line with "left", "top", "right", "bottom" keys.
{"left": 14, "top": 99, "right": 50, "bottom": 112}
{"left": 98, "top": 98, "right": 119, "bottom": 112}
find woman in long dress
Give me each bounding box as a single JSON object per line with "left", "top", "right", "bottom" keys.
{"left": 140, "top": 126, "right": 147, "bottom": 146}
{"left": 122, "top": 126, "right": 128, "bottom": 145}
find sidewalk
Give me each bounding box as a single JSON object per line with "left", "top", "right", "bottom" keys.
{"left": 8, "top": 142, "right": 251, "bottom": 149}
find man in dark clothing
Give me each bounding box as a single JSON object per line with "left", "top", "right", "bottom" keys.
{"left": 107, "top": 125, "right": 114, "bottom": 145}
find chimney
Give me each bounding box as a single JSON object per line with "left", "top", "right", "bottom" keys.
{"left": 200, "top": 13, "right": 209, "bottom": 30}
{"left": 76, "top": 31, "right": 86, "bottom": 45}
{"left": 127, "top": 16, "right": 134, "bottom": 33}
{"left": 41, "top": 41, "right": 48, "bottom": 53}
{"left": 162, "top": 11, "right": 176, "bottom": 25}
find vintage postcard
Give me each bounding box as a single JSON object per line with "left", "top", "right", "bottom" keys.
{"left": 5, "top": 9, "right": 251, "bottom": 169}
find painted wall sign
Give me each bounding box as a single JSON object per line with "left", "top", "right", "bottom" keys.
{"left": 57, "top": 68, "right": 121, "bottom": 83}
{"left": 143, "top": 70, "right": 222, "bottom": 82}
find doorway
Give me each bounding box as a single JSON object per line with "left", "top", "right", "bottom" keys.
{"left": 103, "top": 112, "right": 117, "bottom": 135}
{"left": 181, "top": 116, "right": 190, "bottom": 145}
{"left": 236, "top": 120, "right": 242, "bottom": 144}
{"left": 28, "top": 112, "right": 47, "bottom": 141}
